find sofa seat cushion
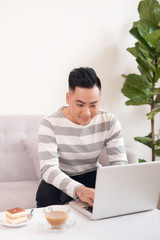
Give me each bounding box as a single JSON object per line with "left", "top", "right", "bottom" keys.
{"left": 0, "top": 180, "right": 39, "bottom": 211}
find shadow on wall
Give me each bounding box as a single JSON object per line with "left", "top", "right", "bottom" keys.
{"left": 91, "top": 44, "right": 121, "bottom": 111}
{"left": 91, "top": 43, "right": 150, "bottom": 116}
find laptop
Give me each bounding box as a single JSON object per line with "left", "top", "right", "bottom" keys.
{"left": 69, "top": 162, "right": 160, "bottom": 220}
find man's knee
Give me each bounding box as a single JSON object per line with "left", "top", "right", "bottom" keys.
{"left": 36, "top": 180, "right": 61, "bottom": 207}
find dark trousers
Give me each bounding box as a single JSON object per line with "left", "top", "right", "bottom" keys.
{"left": 36, "top": 170, "right": 97, "bottom": 208}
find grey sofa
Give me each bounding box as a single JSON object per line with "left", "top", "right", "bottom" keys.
{"left": 0, "top": 115, "right": 159, "bottom": 212}
{"left": 0, "top": 115, "right": 42, "bottom": 211}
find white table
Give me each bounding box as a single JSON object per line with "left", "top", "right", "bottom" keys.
{"left": 0, "top": 207, "right": 160, "bottom": 240}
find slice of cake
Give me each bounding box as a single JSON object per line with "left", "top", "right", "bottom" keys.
{"left": 5, "top": 207, "right": 27, "bottom": 224}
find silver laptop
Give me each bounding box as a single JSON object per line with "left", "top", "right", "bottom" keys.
{"left": 70, "top": 162, "right": 160, "bottom": 220}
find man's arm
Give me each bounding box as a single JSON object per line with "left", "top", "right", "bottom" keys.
{"left": 105, "top": 115, "right": 128, "bottom": 166}
{"left": 38, "top": 118, "right": 82, "bottom": 199}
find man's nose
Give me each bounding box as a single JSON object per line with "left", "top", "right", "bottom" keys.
{"left": 82, "top": 107, "right": 91, "bottom": 116}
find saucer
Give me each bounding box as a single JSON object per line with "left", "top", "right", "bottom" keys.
{"left": 38, "top": 219, "right": 76, "bottom": 232}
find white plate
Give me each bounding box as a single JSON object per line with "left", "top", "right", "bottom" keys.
{"left": 38, "top": 219, "right": 76, "bottom": 233}
{"left": 0, "top": 217, "right": 31, "bottom": 228}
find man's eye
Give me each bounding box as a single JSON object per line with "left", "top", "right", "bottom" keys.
{"left": 77, "top": 104, "right": 83, "bottom": 107}
{"left": 91, "top": 105, "right": 96, "bottom": 108}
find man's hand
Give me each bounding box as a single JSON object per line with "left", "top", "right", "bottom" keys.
{"left": 76, "top": 185, "right": 95, "bottom": 206}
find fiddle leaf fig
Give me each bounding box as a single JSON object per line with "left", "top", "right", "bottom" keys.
{"left": 155, "top": 139, "right": 160, "bottom": 146}
{"left": 156, "top": 94, "right": 160, "bottom": 102}
{"left": 138, "top": 0, "right": 160, "bottom": 25}
{"left": 138, "top": 159, "right": 147, "bottom": 163}
{"left": 155, "top": 149, "right": 160, "bottom": 156}
{"left": 127, "top": 47, "right": 138, "bottom": 58}
{"left": 134, "top": 20, "right": 157, "bottom": 35}
{"left": 134, "top": 133, "right": 152, "bottom": 148}
{"left": 136, "top": 56, "right": 156, "bottom": 73}
{"left": 130, "top": 27, "right": 154, "bottom": 51}
{"left": 121, "top": 0, "right": 160, "bottom": 161}
{"left": 155, "top": 68, "right": 160, "bottom": 82}
{"left": 145, "top": 29, "right": 160, "bottom": 48}
{"left": 121, "top": 74, "right": 152, "bottom": 105}
{"left": 147, "top": 104, "right": 160, "bottom": 119}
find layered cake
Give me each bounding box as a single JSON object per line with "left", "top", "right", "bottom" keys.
{"left": 5, "top": 207, "right": 27, "bottom": 224}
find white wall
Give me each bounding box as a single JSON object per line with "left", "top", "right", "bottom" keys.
{"left": 0, "top": 0, "right": 159, "bottom": 161}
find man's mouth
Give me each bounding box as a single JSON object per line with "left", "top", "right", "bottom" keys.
{"left": 80, "top": 116, "right": 90, "bottom": 121}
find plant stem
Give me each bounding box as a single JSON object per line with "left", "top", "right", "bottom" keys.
{"left": 151, "top": 55, "right": 157, "bottom": 162}
{"left": 151, "top": 113, "right": 155, "bottom": 161}
{"left": 151, "top": 80, "right": 155, "bottom": 161}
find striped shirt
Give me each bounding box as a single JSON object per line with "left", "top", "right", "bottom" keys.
{"left": 38, "top": 107, "right": 128, "bottom": 199}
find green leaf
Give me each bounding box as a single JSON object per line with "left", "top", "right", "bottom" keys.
{"left": 127, "top": 47, "right": 138, "bottom": 58}
{"left": 154, "top": 88, "right": 160, "bottom": 95}
{"left": 155, "top": 38, "right": 160, "bottom": 52}
{"left": 134, "top": 134, "right": 152, "bottom": 148}
{"left": 121, "top": 74, "right": 153, "bottom": 106}
{"left": 121, "top": 74, "right": 127, "bottom": 79}
{"left": 145, "top": 29, "right": 160, "bottom": 48}
{"left": 128, "top": 41, "right": 154, "bottom": 65}
{"left": 136, "top": 56, "right": 156, "bottom": 73}
{"left": 147, "top": 105, "right": 160, "bottom": 119}
{"left": 122, "top": 86, "right": 151, "bottom": 103}
{"left": 133, "top": 21, "right": 148, "bottom": 39}
{"left": 147, "top": 132, "right": 152, "bottom": 138}
{"left": 137, "top": 43, "right": 152, "bottom": 59}
{"left": 155, "top": 148, "right": 160, "bottom": 156}
{"left": 153, "top": 6, "right": 160, "bottom": 26}
{"left": 138, "top": 0, "right": 160, "bottom": 26}
{"left": 155, "top": 68, "right": 160, "bottom": 82}
{"left": 138, "top": 65, "right": 153, "bottom": 82}
{"left": 134, "top": 19, "right": 157, "bottom": 38}
{"left": 155, "top": 94, "right": 160, "bottom": 102}
{"left": 138, "top": 159, "right": 147, "bottom": 163}
{"left": 155, "top": 139, "right": 160, "bottom": 146}
{"left": 123, "top": 74, "right": 152, "bottom": 89}
{"left": 130, "top": 27, "right": 154, "bottom": 52}
{"left": 125, "top": 99, "right": 149, "bottom": 106}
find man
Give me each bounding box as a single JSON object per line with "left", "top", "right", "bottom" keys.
{"left": 36, "top": 67, "right": 128, "bottom": 207}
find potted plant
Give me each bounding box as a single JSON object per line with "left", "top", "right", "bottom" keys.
{"left": 121, "top": 0, "right": 160, "bottom": 162}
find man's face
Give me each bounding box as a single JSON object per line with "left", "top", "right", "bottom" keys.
{"left": 66, "top": 86, "right": 101, "bottom": 125}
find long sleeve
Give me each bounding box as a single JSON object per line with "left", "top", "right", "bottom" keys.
{"left": 104, "top": 115, "right": 128, "bottom": 165}
{"left": 38, "top": 118, "right": 82, "bottom": 199}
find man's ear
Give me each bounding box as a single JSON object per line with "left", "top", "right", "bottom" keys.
{"left": 66, "top": 92, "right": 70, "bottom": 104}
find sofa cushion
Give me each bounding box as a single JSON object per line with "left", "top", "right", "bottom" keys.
{"left": 0, "top": 180, "right": 39, "bottom": 211}
{"left": 0, "top": 115, "right": 42, "bottom": 182}
{"left": 22, "top": 137, "right": 41, "bottom": 179}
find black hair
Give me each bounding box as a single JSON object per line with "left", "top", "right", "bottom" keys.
{"left": 68, "top": 67, "right": 101, "bottom": 91}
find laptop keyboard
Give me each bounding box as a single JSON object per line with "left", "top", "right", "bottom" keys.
{"left": 84, "top": 206, "right": 93, "bottom": 213}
